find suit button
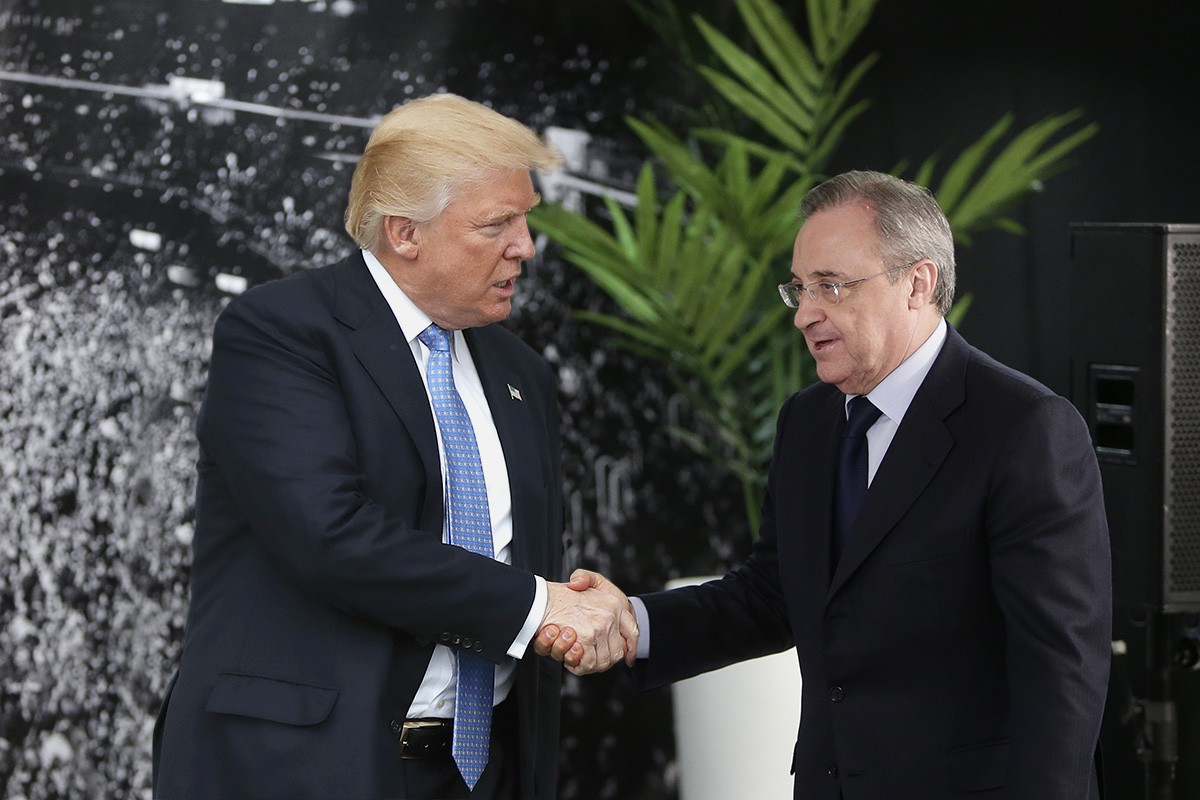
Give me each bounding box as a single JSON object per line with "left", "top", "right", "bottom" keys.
{"left": 461, "top": 637, "right": 473, "bottom": 649}
{"left": 473, "top": 642, "right": 484, "bottom": 653}
{"left": 827, "top": 764, "right": 838, "bottom": 778}
{"left": 440, "top": 633, "right": 453, "bottom": 644}
{"left": 829, "top": 686, "right": 845, "bottom": 702}
{"left": 452, "top": 635, "right": 462, "bottom": 646}
{"left": 389, "top": 719, "right": 402, "bottom": 735}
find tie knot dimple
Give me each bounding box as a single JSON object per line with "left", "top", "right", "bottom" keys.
{"left": 846, "top": 396, "right": 882, "bottom": 438}
{"left": 418, "top": 323, "right": 451, "bottom": 352}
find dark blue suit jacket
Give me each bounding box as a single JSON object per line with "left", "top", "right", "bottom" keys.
{"left": 153, "top": 252, "right": 564, "bottom": 799}
{"left": 637, "top": 327, "right": 1111, "bottom": 800}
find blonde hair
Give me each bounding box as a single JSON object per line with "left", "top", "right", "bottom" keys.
{"left": 344, "top": 93, "right": 563, "bottom": 252}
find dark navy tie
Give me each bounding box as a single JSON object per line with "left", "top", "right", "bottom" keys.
{"left": 833, "top": 395, "right": 882, "bottom": 566}
{"left": 418, "top": 323, "right": 493, "bottom": 790}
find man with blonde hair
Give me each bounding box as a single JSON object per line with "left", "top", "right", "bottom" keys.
{"left": 153, "top": 93, "right": 636, "bottom": 800}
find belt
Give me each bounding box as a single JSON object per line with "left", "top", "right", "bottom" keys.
{"left": 397, "top": 718, "right": 453, "bottom": 760}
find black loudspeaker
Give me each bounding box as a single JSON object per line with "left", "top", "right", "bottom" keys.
{"left": 1068, "top": 223, "right": 1200, "bottom": 613}
{"left": 1070, "top": 224, "right": 1200, "bottom": 800}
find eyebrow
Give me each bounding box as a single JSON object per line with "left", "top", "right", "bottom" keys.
{"left": 791, "top": 268, "right": 841, "bottom": 282}
{"left": 478, "top": 192, "right": 541, "bottom": 226}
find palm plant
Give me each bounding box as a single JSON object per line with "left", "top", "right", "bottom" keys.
{"left": 530, "top": 0, "right": 1097, "bottom": 534}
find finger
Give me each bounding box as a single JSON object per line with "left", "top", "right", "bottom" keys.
{"left": 567, "top": 569, "right": 600, "bottom": 590}
{"left": 611, "top": 635, "right": 626, "bottom": 670}
{"left": 534, "top": 625, "right": 561, "bottom": 658}
{"left": 618, "top": 609, "right": 639, "bottom": 642}
{"left": 560, "top": 641, "right": 586, "bottom": 671}
{"left": 576, "top": 642, "right": 597, "bottom": 675}
{"left": 596, "top": 625, "right": 621, "bottom": 671}
{"left": 619, "top": 628, "right": 638, "bottom": 664}
{"left": 550, "top": 627, "right": 578, "bottom": 661}
{"left": 568, "top": 636, "right": 605, "bottom": 675}
{"left": 566, "top": 641, "right": 585, "bottom": 669}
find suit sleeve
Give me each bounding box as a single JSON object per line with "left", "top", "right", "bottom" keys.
{"left": 196, "top": 283, "right": 536, "bottom": 664}
{"left": 634, "top": 397, "right": 796, "bottom": 689}
{"left": 987, "top": 394, "right": 1112, "bottom": 797}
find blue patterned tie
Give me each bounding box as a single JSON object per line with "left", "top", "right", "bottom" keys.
{"left": 418, "top": 323, "right": 494, "bottom": 790}
{"left": 832, "top": 395, "right": 882, "bottom": 567}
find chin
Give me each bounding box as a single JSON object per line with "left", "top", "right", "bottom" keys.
{"left": 481, "top": 303, "right": 513, "bottom": 325}
{"left": 814, "top": 366, "right": 841, "bottom": 388}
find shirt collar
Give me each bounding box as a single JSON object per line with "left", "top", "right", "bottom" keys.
{"left": 362, "top": 249, "right": 459, "bottom": 356}
{"left": 851, "top": 317, "right": 947, "bottom": 424}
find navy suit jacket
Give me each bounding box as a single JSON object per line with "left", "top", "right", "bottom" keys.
{"left": 637, "top": 327, "right": 1111, "bottom": 800}
{"left": 153, "top": 252, "right": 564, "bottom": 799}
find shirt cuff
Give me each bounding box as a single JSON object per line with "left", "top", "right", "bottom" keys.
{"left": 508, "top": 575, "right": 548, "bottom": 659}
{"left": 630, "top": 596, "right": 650, "bottom": 660}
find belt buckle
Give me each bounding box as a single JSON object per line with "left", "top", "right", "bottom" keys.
{"left": 399, "top": 719, "right": 451, "bottom": 760}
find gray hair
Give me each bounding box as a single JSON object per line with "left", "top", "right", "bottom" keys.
{"left": 800, "top": 170, "right": 956, "bottom": 314}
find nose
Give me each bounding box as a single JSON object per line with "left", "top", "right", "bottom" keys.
{"left": 508, "top": 216, "right": 536, "bottom": 261}
{"left": 793, "top": 295, "right": 824, "bottom": 330}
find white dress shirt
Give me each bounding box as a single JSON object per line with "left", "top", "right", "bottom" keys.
{"left": 853, "top": 316, "right": 948, "bottom": 485}
{"left": 364, "top": 251, "right": 548, "bottom": 718}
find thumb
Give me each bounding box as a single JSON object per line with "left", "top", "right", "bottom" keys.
{"left": 567, "top": 568, "right": 600, "bottom": 591}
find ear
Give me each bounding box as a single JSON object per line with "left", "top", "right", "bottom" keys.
{"left": 908, "top": 259, "right": 938, "bottom": 309}
{"left": 380, "top": 216, "right": 420, "bottom": 261}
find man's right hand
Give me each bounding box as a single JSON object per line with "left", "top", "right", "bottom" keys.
{"left": 537, "top": 569, "right": 635, "bottom": 675}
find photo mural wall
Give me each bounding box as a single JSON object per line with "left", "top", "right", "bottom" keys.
{"left": 0, "top": 2, "right": 732, "bottom": 797}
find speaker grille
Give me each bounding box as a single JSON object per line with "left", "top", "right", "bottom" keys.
{"left": 1165, "top": 234, "right": 1200, "bottom": 604}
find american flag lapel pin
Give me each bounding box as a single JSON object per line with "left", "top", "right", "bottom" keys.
{"left": 507, "top": 383, "right": 523, "bottom": 401}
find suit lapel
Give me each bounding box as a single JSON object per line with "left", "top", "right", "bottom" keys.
{"left": 795, "top": 389, "right": 847, "bottom": 592}
{"left": 332, "top": 253, "right": 443, "bottom": 530}
{"left": 828, "top": 328, "right": 970, "bottom": 598}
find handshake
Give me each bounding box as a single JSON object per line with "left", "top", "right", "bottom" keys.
{"left": 536, "top": 570, "right": 635, "bottom": 676}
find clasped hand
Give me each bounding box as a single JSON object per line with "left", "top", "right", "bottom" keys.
{"left": 537, "top": 569, "right": 635, "bottom": 675}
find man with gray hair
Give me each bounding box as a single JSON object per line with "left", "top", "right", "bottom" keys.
{"left": 153, "top": 93, "right": 636, "bottom": 800}
{"left": 544, "top": 170, "right": 1112, "bottom": 799}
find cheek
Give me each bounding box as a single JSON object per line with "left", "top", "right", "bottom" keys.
{"left": 831, "top": 314, "right": 863, "bottom": 352}
{"left": 467, "top": 245, "right": 502, "bottom": 276}
{"left": 838, "top": 318, "right": 883, "bottom": 367}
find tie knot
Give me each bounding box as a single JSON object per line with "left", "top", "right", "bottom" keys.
{"left": 418, "top": 323, "right": 451, "bottom": 352}
{"left": 845, "top": 396, "right": 882, "bottom": 438}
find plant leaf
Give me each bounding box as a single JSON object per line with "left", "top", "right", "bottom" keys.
{"left": 736, "top": 0, "right": 819, "bottom": 104}
{"left": 694, "top": 14, "right": 812, "bottom": 129}
{"left": 697, "top": 65, "right": 810, "bottom": 150}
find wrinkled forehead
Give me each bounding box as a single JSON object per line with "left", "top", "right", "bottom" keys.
{"left": 437, "top": 169, "right": 540, "bottom": 220}
{"left": 792, "top": 204, "right": 883, "bottom": 279}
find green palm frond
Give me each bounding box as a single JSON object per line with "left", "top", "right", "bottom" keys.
{"left": 948, "top": 111, "right": 1098, "bottom": 244}
{"left": 900, "top": 110, "right": 1100, "bottom": 246}
{"left": 691, "top": 0, "right": 880, "bottom": 172}
{"left": 628, "top": 119, "right": 812, "bottom": 264}
{"left": 534, "top": 0, "right": 1098, "bottom": 535}
{"left": 531, "top": 168, "right": 779, "bottom": 394}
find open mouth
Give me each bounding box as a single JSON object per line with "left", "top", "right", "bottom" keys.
{"left": 808, "top": 336, "right": 837, "bottom": 352}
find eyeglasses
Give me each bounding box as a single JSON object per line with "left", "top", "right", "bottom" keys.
{"left": 778, "top": 261, "right": 918, "bottom": 308}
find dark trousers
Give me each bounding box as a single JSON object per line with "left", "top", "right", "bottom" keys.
{"left": 400, "top": 697, "right": 519, "bottom": 799}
